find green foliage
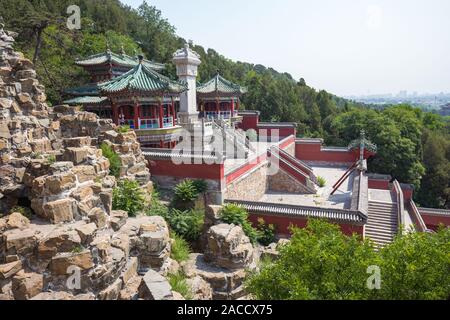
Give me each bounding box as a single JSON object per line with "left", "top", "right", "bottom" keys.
{"left": 9, "top": 206, "right": 33, "bottom": 219}
{"left": 166, "top": 209, "right": 204, "bottom": 242}
{"left": 375, "top": 227, "right": 450, "bottom": 299}
{"left": 174, "top": 180, "right": 199, "bottom": 202}
{"left": 71, "top": 245, "right": 84, "bottom": 254}
{"left": 245, "top": 219, "right": 450, "bottom": 300}
{"left": 101, "top": 142, "right": 121, "bottom": 178}
{"left": 317, "top": 176, "right": 326, "bottom": 187}
{"left": 172, "top": 180, "right": 199, "bottom": 210}
{"left": 45, "top": 154, "right": 56, "bottom": 165}
{"left": 246, "top": 219, "right": 377, "bottom": 300}
{"left": 170, "top": 232, "right": 191, "bottom": 263}
{"left": 192, "top": 180, "right": 208, "bottom": 194}
{"left": 146, "top": 191, "right": 169, "bottom": 218}
{"left": 219, "top": 204, "right": 259, "bottom": 244}
{"left": 117, "top": 125, "right": 130, "bottom": 133}
{"left": 112, "top": 179, "right": 145, "bottom": 217}
{"left": 167, "top": 272, "right": 193, "bottom": 300}
{"left": 256, "top": 218, "right": 277, "bottom": 246}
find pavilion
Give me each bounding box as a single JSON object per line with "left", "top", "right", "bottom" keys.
{"left": 97, "top": 55, "right": 187, "bottom": 148}
{"left": 197, "top": 72, "right": 247, "bottom": 123}
{"left": 64, "top": 48, "right": 165, "bottom": 119}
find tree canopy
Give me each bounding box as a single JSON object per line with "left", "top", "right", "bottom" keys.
{"left": 245, "top": 219, "right": 450, "bottom": 300}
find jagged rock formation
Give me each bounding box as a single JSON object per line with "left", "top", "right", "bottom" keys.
{"left": 182, "top": 223, "right": 257, "bottom": 300}
{"left": 0, "top": 23, "right": 152, "bottom": 217}
{"left": 0, "top": 24, "right": 178, "bottom": 300}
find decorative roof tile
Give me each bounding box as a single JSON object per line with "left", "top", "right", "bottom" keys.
{"left": 224, "top": 199, "right": 366, "bottom": 224}
{"left": 98, "top": 62, "right": 187, "bottom": 95}
{"left": 63, "top": 96, "right": 108, "bottom": 105}
{"left": 197, "top": 73, "right": 247, "bottom": 97}
{"left": 75, "top": 51, "right": 165, "bottom": 70}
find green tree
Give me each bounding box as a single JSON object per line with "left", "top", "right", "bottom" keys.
{"left": 375, "top": 227, "right": 450, "bottom": 299}
{"left": 246, "top": 219, "right": 450, "bottom": 300}
{"left": 246, "top": 219, "right": 377, "bottom": 300}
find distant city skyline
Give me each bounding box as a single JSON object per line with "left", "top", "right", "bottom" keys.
{"left": 120, "top": 0, "right": 450, "bottom": 97}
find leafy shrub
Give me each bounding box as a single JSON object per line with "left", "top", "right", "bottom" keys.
{"left": 256, "top": 218, "right": 277, "bottom": 246}
{"left": 112, "top": 179, "right": 144, "bottom": 217}
{"left": 167, "top": 272, "right": 193, "bottom": 300}
{"left": 192, "top": 180, "right": 208, "bottom": 194}
{"left": 166, "top": 209, "right": 204, "bottom": 242}
{"left": 174, "top": 180, "right": 199, "bottom": 202}
{"left": 170, "top": 232, "right": 191, "bottom": 263}
{"left": 317, "top": 176, "right": 326, "bottom": 187}
{"left": 219, "top": 204, "right": 259, "bottom": 243}
{"left": 101, "top": 142, "right": 121, "bottom": 178}
{"left": 117, "top": 125, "right": 130, "bottom": 133}
{"left": 172, "top": 180, "right": 199, "bottom": 210}
{"left": 9, "top": 206, "right": 33, "bottom": 219}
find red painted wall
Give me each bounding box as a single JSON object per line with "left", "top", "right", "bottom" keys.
{"left": 248, "top": 213, "right": 364, "bottom": 237}
{"left": 420, "top": 213, "right": 450, "bottom": 231}
{"left": 258, "top": 127, "right": 296, "bottom": 139}
{"left": 401, "top": 188, "right": 413, "bottom": 202}
{"left": 238, "top": 114, "right": 259, "bottom": 131}
{"left": 148, "top": 159, "right": 224, "bottom": 180}
{"left": 295, "top": 141, "right": 375, "bottom": 163}
{"left": 368, "top": 179, "right": 390, "bottom": 190}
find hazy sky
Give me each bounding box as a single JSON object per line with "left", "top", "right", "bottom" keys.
{"left": 120, "top": 0, "right": 450, "bottom": 96}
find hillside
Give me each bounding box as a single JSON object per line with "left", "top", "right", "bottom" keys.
{"left": 0, "top": 0, "right": 448, "bottom": 209}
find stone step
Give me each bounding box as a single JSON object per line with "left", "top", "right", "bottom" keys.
{"left": 368, "top": 216, "right": 397, "bottom": 222}
{"left": 366, "top": 224, "right": 397, "bottom": 232}
{"left": 366, "top": 231, "right": 394, "bottom": 239}
{"left": 368, "top": 212, "right": 397, "bottom": 218}
{"left": 367, "top": 223, "right": 397, "bottom": 231}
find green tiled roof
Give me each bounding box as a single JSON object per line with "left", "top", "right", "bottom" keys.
{"left": 98, "top": 62, "right": 187, "bottom": 95}
{"left": 64, "top": 83, "right": 99, "bottom": 96}
{"left": 197, "top": 73, "right": 247, "bottom": 97}
{"left": 76, "top": 51, "right": 165, "bottom": 70}
{"left": 63, "top": 96, "right": 108, "bottom": 105}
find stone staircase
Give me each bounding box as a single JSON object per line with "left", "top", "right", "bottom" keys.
{"left": 365, "top": 201, "right": 399, "bottom": 249}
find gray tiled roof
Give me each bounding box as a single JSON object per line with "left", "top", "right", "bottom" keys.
{"left": 225, "top": 199, "right": 367, "bottom": 224}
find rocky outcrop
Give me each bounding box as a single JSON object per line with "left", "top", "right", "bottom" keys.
{"left": 0, "top": 24, "right": 176, "bottom": 300}
{"left": 181, "top": 223, "right": 257, "bottom": 300}
{"left": 0, "top": 23, "right": 151, "bottom": 219}
{"left": 204, "top": 224, "right": 254, "bottom": 270}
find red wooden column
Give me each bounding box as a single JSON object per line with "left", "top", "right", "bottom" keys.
{"left": 216, "top": 98, "right": 220, "bottom": 118}
{"left": 158, "top": 99, "right": 164, "bottom": 128}
{"left": 231, "top": 98, "right": 235, "bottom": 116}
{"left": 170, "top": 97, "right": 175, "bottom": 126}
{"left": 133, "top": 102, "right": 139, "bottom": 130}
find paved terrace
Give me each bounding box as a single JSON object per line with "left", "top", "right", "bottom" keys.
{"left": 259, "top": 163, "right": 355, "bottom": 209}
